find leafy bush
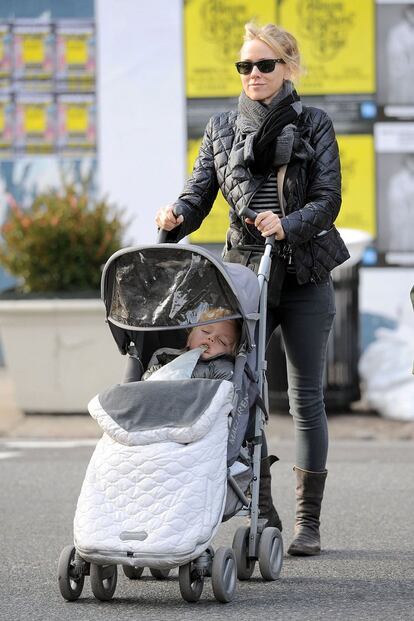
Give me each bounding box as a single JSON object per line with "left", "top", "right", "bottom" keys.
{"left": 0, "top": 185, "right": 126, "bottom": 293}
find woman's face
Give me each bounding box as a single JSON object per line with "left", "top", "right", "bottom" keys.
{"left": 239, "top": 38, "right": 290, "bottom": 104}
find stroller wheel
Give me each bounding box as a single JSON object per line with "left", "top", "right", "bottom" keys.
{"left": 179, "top": 560, "right": 204, "bottom": 602}
{"left": 232, "top": 525, "right": 256, "bottom": 580}
{"left": 90, "top": 563, "right": 118, "bottom": 601}
{"left": 122, "top": 565, "right": 144, "bottom": 580}
{"left": 258, "top": 527, "right": 283, "bottom": 581}
{"left": 211, "top": 547, "right": 237, "bottom": 603}
{"left": 58, "top": 545, "right": 85, "bottom": 601}
{"left": 150, "top": 568, "right": 171, "bottom": 580}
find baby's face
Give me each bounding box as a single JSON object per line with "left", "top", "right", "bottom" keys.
{"left": 187, "top": 321, "right": 237, "bottom": 359}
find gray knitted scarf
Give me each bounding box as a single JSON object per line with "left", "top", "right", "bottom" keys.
{"left": 229, "top": 80, "right": 303, "bottom": 177}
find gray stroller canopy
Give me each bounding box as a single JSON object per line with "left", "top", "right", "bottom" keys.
{"left": 101, "top": 244, "right": 260, "bottom": 353}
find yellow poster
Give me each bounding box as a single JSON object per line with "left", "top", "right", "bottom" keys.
{"left": 336, "top": 134, "right": 375, "bottom": 235}
{"left": 22, "top": 35, "right": 45, "bottom": 64}
{"left": 188, "top": 133, "right": 375, "bottom": 243}
{"left": 65, "top": 37, "right": 88, "bottom": 65}
{"left": 185, "top": 0, "right": 276, "bottom": 98}
{"left": 187, "top": 138, "right": 228, "bottom": 243}
{"left": 24, "top": 105, "right": 46, "bottom": 133}
{"left": 279, "top": 0, "right": 375, "bottom": 94}
{"left": 66, "top": 105, "right": 88, "bottom": 132}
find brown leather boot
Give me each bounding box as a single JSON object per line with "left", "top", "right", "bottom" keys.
{"left": 259, "top": 455, "right": 282, "bottom": 531}
{"left": 287, "top": 467, "right": 327, "bottom": 556}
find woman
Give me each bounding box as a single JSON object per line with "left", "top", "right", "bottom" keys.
{"left": 156, "top": 22, "right": 349, "bottom": 556}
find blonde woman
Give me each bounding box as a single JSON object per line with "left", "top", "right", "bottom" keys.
{"left": 156, "top": 23, "right": 349, "bottom": 556}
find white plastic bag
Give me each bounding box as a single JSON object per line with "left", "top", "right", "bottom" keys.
{"left": 359, "top": 326, "right": 414, "bottom": 420}
{"left": 146, "top": 346, "right": 206, "bottom": 382}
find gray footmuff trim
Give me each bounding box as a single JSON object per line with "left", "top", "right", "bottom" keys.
{"left": 88, "top": 379, "right": 235, "bottom": 446}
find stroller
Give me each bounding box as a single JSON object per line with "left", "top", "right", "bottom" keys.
{"left": 58, "top": 230, "right": 283, "bottom": 604}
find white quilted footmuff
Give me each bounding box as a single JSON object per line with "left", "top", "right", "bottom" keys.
{"left": 74, "top": 379, "right": 234, "bottom": 568}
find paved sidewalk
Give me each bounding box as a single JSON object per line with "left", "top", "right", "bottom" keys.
{"left": 1, "top": 367, "right": 414, "bottom": 441}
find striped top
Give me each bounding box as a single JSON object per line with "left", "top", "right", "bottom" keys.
{"left": 250, "top": 171, "right": 295, "bottom": 273}
{"left": 250, "top": 172, "right": 283, "bottom": 216}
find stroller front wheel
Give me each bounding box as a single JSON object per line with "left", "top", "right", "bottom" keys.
{"left": 211, "top": 547, "right": 237, "bottom": 603}
{"left": 232, "top": 525, "right": 256, "bottom": 580}
{"left": 90, "top": 563, "right": 118, "bottom": 601}
{"left": 258, "top": 527, "right": 283, "bottom": 581}
{"left": 122, "top": 565, "right": 144, "bottom": 580}
{"left": 58, "top": 545, "right": 85, "bottom": 601}
{"left": 178, "top": 560, "right": 204, "bottom": 602}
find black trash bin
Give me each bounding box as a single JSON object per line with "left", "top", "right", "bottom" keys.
{"left": 267, "top": 263, "right": 360, "bottom": 413}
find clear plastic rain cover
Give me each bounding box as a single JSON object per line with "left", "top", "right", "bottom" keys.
{"left": 108, "top": 248, "right": 240, "bottom": 328}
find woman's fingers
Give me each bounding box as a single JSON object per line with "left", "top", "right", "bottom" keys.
{"left": 245, "top": 210, "right": 285, "bottom": 238}
{"left": 156, "top": 205, "right": 184, "bottom": 231}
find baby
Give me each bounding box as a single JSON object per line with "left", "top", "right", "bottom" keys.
{"left": 142, "top": 308, "right": 241, "bottom": 381}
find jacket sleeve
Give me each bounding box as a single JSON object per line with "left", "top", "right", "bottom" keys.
{"left": 281, "top": 110, "right": 342, "bottom": 246}
{"left": 165, "top": 116, "right": 220, "bottom": 242}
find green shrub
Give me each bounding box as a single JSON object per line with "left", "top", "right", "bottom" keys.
{"left": 0, "top": 185, "right": 125, "bottom": 293}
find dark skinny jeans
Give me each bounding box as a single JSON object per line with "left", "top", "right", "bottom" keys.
{"left": 266, "top": 272, "right": 336, "bottom": 472}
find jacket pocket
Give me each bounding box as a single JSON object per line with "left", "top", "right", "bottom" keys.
{"left": 310, "top": 226, "right": 350, "bottom": 282}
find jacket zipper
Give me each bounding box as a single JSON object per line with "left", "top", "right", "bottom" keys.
{"left": 276, "top": 165, "right": 294, "bottom": 266}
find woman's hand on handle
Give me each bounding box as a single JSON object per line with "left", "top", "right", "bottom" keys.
{"left": 245, "top": 210, "right": 286, "bottom": 240}
{"left": 156, "top": 204, "right": 184, "bottom": 231}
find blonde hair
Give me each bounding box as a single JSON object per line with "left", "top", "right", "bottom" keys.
{"left": 199, "top": 307, "right": 233, "bottom": 322}
{"left": 195, "top": 307, "right": 242, "bottom": 355}
{"left": 242, "top": 22, "right": 303, "bottom": 82}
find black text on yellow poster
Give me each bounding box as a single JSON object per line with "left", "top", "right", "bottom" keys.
{"left": 279, "top": 0, "right": 375, "bottom": 94}
{"left": 335, "top": 134, "right": 375, "bottom": 235}
{"left": 187, "top": 137, "right": 228, "bottom": 243}
{"left": 187, "top": 133, "right": 376, "bottom": 243}
{"left": 185, "top": 0, "right": 276, "bottom": 98}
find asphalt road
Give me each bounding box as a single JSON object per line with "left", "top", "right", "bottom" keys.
{"left": 1, "top": 439, "right": 413, "bottom": 621}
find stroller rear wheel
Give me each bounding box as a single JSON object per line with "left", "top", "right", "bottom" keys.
{"left": 232, "top": 525, "right": 256, "bottom": 580}
{"left": 211, "top": 547, "right": 237, "bottom": 603}
{"left": 90, "top": 563, "right": 118, "bottom": 601}
{"left": 150, "top": 568, "right": 171, "bottom": 580}
{"left": 122, "top": 565, "right": 144, "bottom": 580}
{"left": 179, "top": 560, "right": 204, "bottom": 602}
{"left": 258, "top": 527, "right": 283, "bottom": 581}
{"left": 58, "top": 545, "right": 85, "bottom": 601}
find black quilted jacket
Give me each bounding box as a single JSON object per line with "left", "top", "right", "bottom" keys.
{"left": 168, "top": 105, "right": 349, "bottom": 284}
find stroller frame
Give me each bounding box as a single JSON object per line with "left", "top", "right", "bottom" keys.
{"left": 245, "top": 236, "right": 274, "bottom": 558}
{"left": 58, "top": 226, "right": 282, "bottom": 606}
{"left": 223, "top": 234, "right": 276, "bottom": 562}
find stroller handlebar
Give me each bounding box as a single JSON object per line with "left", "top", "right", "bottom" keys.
{"left": 239, "top": 205, "right": 276, "bottom": 248}
{"left": 238, "top": 205, "right": 258, "bottom": 221}
{"left": 158, "top": 204, "right": 275, "bottom": 246}
{"left": 157, "top": 205, "right": 184, "bottom": 244}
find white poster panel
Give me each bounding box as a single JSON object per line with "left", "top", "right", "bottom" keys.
{"left": 96, "top": 0, "right": 186, "bottom": 245}
{"left": 376, "top": 2, "right": 414, "bottom": 107}
{"left": 375, "top": 123, "right": 414, "bottom": 256}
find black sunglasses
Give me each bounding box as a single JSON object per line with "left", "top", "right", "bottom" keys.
{"left": 235, "top": 58, "right": 285, "bottom": 75}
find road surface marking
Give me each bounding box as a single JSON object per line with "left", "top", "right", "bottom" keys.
{"left": 1, "top": 439, "right": 98, "bottom": 449}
